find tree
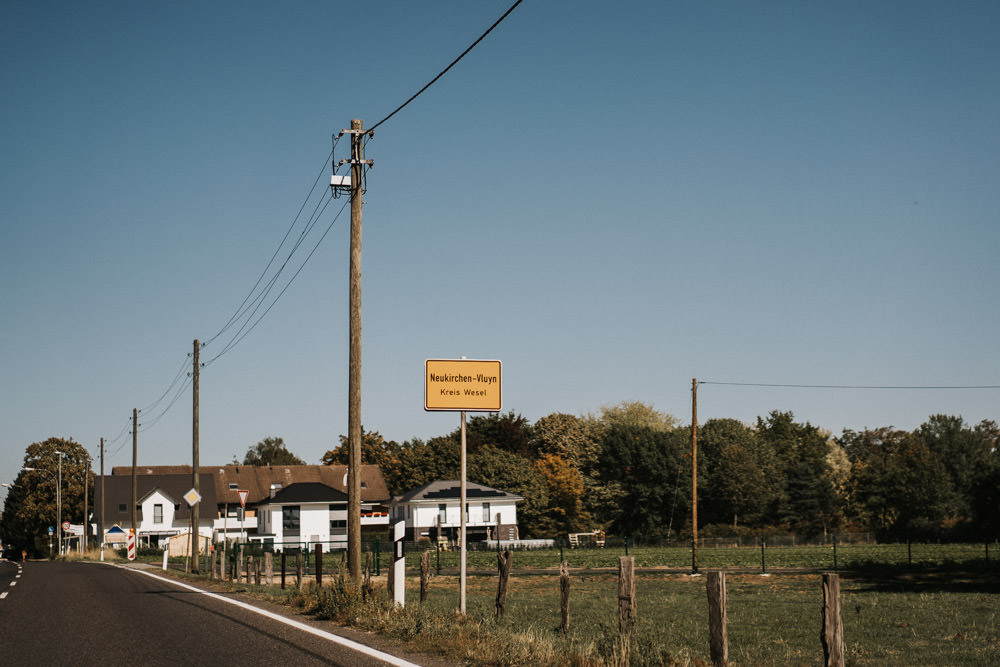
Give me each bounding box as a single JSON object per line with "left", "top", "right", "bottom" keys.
{"left": 535, "top": 453, "right": 588, "bottom": 534}
{"left": 840, "top": 427, "right": 951, "bottom": 539}
{"left": 468, "top": 445, "right": 549, "bottom": 538}
{"left": 916, "top": 415, "right": 995, "bottom": 520}
{"left": 698, "top": 418, "right": 773, "bottom": 529}
{"left": 391, "top": 436, "right": 460, "bottom": 497}
{"left": 598, "top": 401, "right": 678, "bottom": 433}
{"left": 756, "top": 411, "right": 839, "bottom": 535}
{"left": 596, "top": 423, "right": 688, "bottom": 538}
{"left": 2, "top": 437, "right": 91, "bottom": 557}
{"left": 533, "top": 412, "right": 602, "bottom": 470}
{"left": 465, "top": 411, "right": 535, "bottom": 458}
{"left": 240, "top": 437, "right": 305, "bottom": 466}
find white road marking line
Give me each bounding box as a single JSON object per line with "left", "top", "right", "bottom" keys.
{"left": 0, "top": 591, "right": 8, "bottom": 599}
{"left": 121, "top": 566, "right": 421, "bottom": 667}
{"left": 8, "top": 581, "right": 16, "bottom": 587}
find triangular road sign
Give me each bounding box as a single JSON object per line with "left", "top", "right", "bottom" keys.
{"left": 238, "top": 489, "right": 249, "bottom": 508}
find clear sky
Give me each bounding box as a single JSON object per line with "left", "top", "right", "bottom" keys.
{"left": 2, "top": 1, "right": 998, "bottom": 492}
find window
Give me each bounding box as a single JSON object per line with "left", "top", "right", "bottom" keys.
{"left": 153, "top": 504, "right": 163, "bottom": 524}
{"left": 118, "top": 503, "right": 126, "bottom": 513}
{"left": 438, "top": 504, "right": 447, "bottom": 525}
{"left": 282, "top": 506, "right": 300, "bottom": 534}
{"left": 482, "top": 502, "right": 491, "bottom": 523}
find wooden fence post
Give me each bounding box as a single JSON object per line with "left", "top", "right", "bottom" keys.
{"left": 821, "top": 573, "right": 845, "bottom": 667}
{"left": 420, "top": 550, "right": 431, "bottom": 603}
{"left": 296, "top": 551, "right": 304, "bottom": 590}
{"left": 559, "top": 560, "right": 570, "bottom": 636}
{"left": 315, "top": 544, "right": 323, "bottom": 588}
{"left": 363, "top": 551, "right": 372, "bottom": 600}
{"left": 707, "top": 571, "right": 728, "bottom": 667}
{"left": 495, "top": 550, "right": 513, "bottom": 619}
{"left": 239, "top": 546, "right": 245, "bottom": 583}
{"left": 265, "top": 551, "right": 273, "bottom": 585}
{"left": 618, "top": 556, "right": 636, "bottom": 666}
{"left": 210, "top": 549, "right": 217, "bottom": 580}
{"left": 618, "top": 556, "right": 636, "bottom": 635}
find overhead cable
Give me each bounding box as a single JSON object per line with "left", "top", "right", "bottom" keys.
{"left": 369, "top": 0, "right": 525, "bottom": 132}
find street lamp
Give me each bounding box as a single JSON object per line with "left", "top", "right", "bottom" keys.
{"left": 54, "top": 451, "right": 64, "bottom": 556}
{"left": 24, "top": 453, "right": 64, "bottom": 556}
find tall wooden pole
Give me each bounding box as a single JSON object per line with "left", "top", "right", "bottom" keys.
{"left": 131, "top": 408, "right": 138, "bottom": 543}
{"left": 347, "top": 118, "right": 364, "bottom": 580}
{"left": 192, "top": 338, "right": 200, "bottom": 572}
{"left": 100, "top": 437, "right": 105, "bottom": 560}
{"left": 83, "top": 456, "right": 89, "bottom": 552}
{"left": 459, "top": 410, "right": 467, "bottom": 614}
{"left": 692, "top": 378, "right": 699, "bottom": 573}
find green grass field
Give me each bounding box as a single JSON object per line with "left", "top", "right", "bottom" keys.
{"left": 411, "top": 570, "right": 1000, "bottom": 665}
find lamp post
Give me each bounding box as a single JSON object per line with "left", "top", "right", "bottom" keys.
{"left": 24, "top": 453, "right": 64, "bottom": 557}
{"left": 54, "top": 451, "right": 64, "bottom": 556}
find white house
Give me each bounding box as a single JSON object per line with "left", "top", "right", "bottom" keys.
{"left": 94, "top": 474, "right": 217, "bottom": 549}
{"left": 392, "top": 480, "right": 522, "bottom": 545}
{"left": 104, "top": 463, "right": 390, "bottom": 547}
{"left": 255, "top": 482, "right": 389, "bottom": 550}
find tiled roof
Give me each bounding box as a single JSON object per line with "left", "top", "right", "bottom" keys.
{"left": 94, "top": 474, "right": 219, "bottom": 522}
{"left": 264, "top": 482, "right": 348, "bottom": 505}
{"left": 109, "top": 464, "right": 389, "bottom": 503}
{"left": 395, "top": 480, "right": 523, "bottom": 503}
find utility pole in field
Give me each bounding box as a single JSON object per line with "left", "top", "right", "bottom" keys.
{"left": 191, "top": 338, "right": 201, "bottom": 573}
{"left": 691, "top": 378, "right": 699, "bottom": 574}
{"left": 336, "top": 118, "right": 373, "bottom": 581}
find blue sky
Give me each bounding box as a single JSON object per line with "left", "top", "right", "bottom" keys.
{"left": 2, "top": 1, "right": 998, "bottom": 490}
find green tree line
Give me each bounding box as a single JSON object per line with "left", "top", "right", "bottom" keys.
{"left": 4, "top": 406, "right": 997, "bottom": 556}
{"left": 323, "top": 403, "right": 1000, "bottom": 542}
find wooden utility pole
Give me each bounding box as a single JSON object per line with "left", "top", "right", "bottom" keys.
{"left": 83, "top": 456, "right": 89, "bottom": 552}
{"left": 346, "top": 118, "right": 367, "bottom": 581}
{"left": 192, "top": 338, "right": 200, "bottom": 573}
{"left": 692, "top": 378, "right": 699, "bottom": 573}
{"left": 99, "top": 437, "right": 104, "bottom": 557}
{"left": 131, "top": 408, "right": 138, "bottom": 542}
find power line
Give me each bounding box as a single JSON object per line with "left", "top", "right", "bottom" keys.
{"left": 140, "top": 355, "right": 191, "bottom": 414}
{"left": 139, "top": 375, "right": 193, "bottom": 432}
{"left": 202, "top": 194, "right": 349, "bottom": 367}
{"left": 204, "top": 147, "right": 335, "bottom": 347}
{"left": 369, "top": 0, "right": 525, "bottom": 132}
{"left": 699, "top": 381, "right": 1000, "bottom": 390}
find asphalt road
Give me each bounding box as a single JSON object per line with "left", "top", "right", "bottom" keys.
{"left": 0, "top": 560, "right": 423, "bottom": 666}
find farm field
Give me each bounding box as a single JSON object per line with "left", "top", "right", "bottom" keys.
{"left": 411, "top": 570, "right": 1000, "bottom": 665}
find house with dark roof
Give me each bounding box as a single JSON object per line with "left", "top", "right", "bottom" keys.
{"left": 392, "top": 480, "right": 522, "bottom": 544}
{"left": 253, "top": 481, "right": 388, "bottom": 550}
{"left": 98, "top": 464, "right": 389, "bottom": 547}
{"left": 93, "top": 473, "right": 219, "bottom": 549}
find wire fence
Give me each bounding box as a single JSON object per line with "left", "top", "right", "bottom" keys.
{"left": 153, "top": 535, "right": 998, "bottom": 579}
{"left": 406, "top": 537, "right": 999, "bottom": 575}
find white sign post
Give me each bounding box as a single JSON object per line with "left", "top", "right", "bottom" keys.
{"left": 392, "top": 520, "right": 405, "bottom": 607}
{"left": 238, "top": 490, "right": 249, "bottom": 545}
{"left": 424, "top": 358, "right": 502, "bottom": 615}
